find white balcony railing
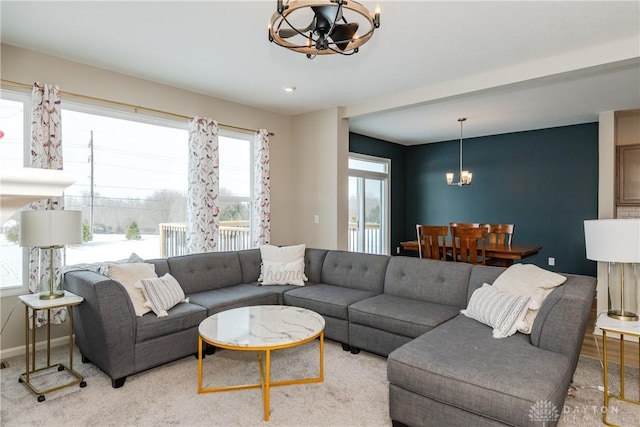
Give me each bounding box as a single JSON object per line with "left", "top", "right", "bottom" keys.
{"left": 160, "top": 221, "right": 383, "bottom": 257}
{"left": 348, "top": 222, "right": 384, "bottom": 254}
{"left": 159, "top": 222, "right": 251, "bottom": 257}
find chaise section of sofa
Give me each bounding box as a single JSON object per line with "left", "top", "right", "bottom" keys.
{"left": 387, "top": 272, "right": 596, "bottom": 427}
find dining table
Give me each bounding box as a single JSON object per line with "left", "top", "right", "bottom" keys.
{"left": 399, "top": 240, "right": 541, "bottom": 267}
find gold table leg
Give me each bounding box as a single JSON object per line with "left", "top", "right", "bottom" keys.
{"left": 603, "top": 330, "right": 612, "bottom": 426}
{"left": 198, "top": 331, "right": 325, "bottom": 422}
{"left": 264, "top": 349, "right": 271, "bottom": 421}
{"left": 601, "top": 329, "right": 640, "bottom": 426}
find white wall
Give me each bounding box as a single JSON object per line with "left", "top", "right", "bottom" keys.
{"left": 596, "top": 111, "right": 616, "bottom": 316}
{"left": 0, "top": 44, "right": 302, "bottom": 354}
{"left": 289, "top": 107, "right": 349, "bottom": 250}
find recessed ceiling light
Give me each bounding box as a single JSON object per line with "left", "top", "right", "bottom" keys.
{"left": 282, "top": 86, "right": 296, "bottom": 93}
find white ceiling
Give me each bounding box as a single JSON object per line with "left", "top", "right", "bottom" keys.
{"left": 2, "top": 1, "right": 639, "bottom": 145}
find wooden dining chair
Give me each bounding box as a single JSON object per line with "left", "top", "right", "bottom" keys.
{"left": 449, "top": 222, "right": 483, "bottom": 228}
{"left": 416, "top": 225, "right": 449, "bottom": 261}
{"left": 484, "top": 224, "right": 515, "bottom": 266}
{"left": 486, "top": 224, "right": 515, "bottom": 246}
{"left": 451, "top": 226, "right": 488, "bottom": 265}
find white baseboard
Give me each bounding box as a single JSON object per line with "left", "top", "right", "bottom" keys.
{"left": 0, "top": 336, "right": 71, "bottom": 361}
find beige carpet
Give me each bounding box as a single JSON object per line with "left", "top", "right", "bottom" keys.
{"left": 1, "top": 339, "right": 638, "bottom": 426}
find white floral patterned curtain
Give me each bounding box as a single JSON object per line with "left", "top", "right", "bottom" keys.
{"left": 252, "top": 129, "right": 271, "bottom": 247}
{"left": 29, "top": 82, "right": 67, "bottom": 326}
{"left": 186, "top": 117, "right": 220, "bottom": 253}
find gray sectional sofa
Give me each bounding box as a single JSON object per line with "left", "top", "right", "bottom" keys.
{"left": 63, "top": 248, "right": 596, "bottom": 427}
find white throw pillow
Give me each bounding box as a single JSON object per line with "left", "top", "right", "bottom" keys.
{"left": 259, "top": 244, "right": 307, "bottom": 286}
{"left": 492, "top": 264, "right": 567, "bottom": 334}
{"left": 136, "top": 273, "right": 188, "bottom": 317}
{"left": 461, "top": 284, "right": 532, "bottom": 339}
{"left": 107, "top": 262, "right": 158, "bottom": 316}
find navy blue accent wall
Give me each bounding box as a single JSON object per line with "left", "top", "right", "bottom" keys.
{"left": 349, "top": 133, "right": 407, "bottom": 255}
{"left": 350, "top": 123, "right": 598, "bottom": 275}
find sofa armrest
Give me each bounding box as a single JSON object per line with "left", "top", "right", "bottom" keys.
{"left": 530, "top": 274, "right": 596, "bottom": 372}
{"left": 63, "top": 270, "right": 136, "bottom": 381}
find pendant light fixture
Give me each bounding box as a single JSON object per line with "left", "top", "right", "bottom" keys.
{"left": 446, "top": 118, "right": 473, "bottom": 186}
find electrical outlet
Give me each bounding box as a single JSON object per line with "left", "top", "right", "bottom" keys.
{"left": 313, "top": 214, "right": 319, "bottom": 224}
{"left": 548, "top": 257, "right": 555, "bottom": 266}
{"left": 396, "top": 246, "right": 400, "bottom": 254}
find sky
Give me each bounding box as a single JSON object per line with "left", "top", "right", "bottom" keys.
{"left": 0, "top": 98, "right": 252, "bottom": 202}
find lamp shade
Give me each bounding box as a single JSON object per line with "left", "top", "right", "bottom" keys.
{"left": 19, "top": 210, "right": 83, "bottom": 248}
{"left": 584, "top": 219, "right": 640, "bottom": 263}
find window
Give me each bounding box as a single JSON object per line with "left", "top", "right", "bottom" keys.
{"left": 0, "top": 92, "right": 29, "bottom": 293}
{"left": 2, "top": 93, "right": 257, "bottom": 292}
{"left": 218, "top": 132, "right": 254, "bottom": 250}
{"left": 61, "top": 105, "right": 189, "bottom": 264}
{"left": 348, "top": 154, "right": 390, "bottom": 255}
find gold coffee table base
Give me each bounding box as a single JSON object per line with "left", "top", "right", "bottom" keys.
{"left": 197, "top": 331, "right": 324, "bottom": 421}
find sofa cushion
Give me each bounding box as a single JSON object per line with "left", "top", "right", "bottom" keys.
{"left": 349, "top": 294, "right": 461, "bottom": 338}
{"left": 284, "top": 284, "right": 376, "bottom": 320}
{"left": 135, "top": 302, "right": 207, "bottom": 343}
{"left": 107, "top": 262, "right": 158, "bottom": 317}
{"left": 237, "top": 249, "right": 262, "bottom": 283}
{"left": 384, "top": 257, "right": 472, "bottom": 308}
{"left": 255, "top": 283, "right": 300, "bottom": 305}
{"left": 167, "top": 251, "right": 243, "bottom": 294}
{"left": 144, "top": 258, "right": 171, "bottom": 278}
{"left": 468, "top": 264, "right": 505, "bottom": 301}
{"left": 187, "top": 284, "right": 279, "bottom": 315}
{"left": 137, "top": 273, "right": 188, "bottom": 317}
{"left": 387, "top": 315, "right": 572, "bottom": 426}
{"left": 259, "top": 244, "right": 307, "bottom": 286}
{"left": 461, "top": 284, "right": 531, "bottom": 338}
{"left": 320, "top": 251, "right": 389, "bottom": 293}
{"left": 492, "top": 264, "right": 567, "bottom": 334}
{"left": 304, "top": 248, "right": 329, "bottom": 283}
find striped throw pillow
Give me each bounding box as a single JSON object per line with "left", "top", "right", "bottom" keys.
{"left": 137, "top": 273, "right": 188, "bottom": 317}
{"left": 461, "top": 284, "right": 531, "bottom": 338}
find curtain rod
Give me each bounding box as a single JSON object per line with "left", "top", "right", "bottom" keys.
{"left": 1, "top": 79, "right": 274, "bottom": 136}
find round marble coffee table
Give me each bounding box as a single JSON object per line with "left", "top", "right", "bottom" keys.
{"left": 197, "top": 305, "right": 325, "bottom": 421}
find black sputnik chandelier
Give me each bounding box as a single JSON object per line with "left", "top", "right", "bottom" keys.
{"left": 268, "top": 0, "right": 380, "bottom": 59}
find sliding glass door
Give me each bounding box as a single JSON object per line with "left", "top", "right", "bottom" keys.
{"left": 348, "top": 154, "right": 390, "bottom": 255}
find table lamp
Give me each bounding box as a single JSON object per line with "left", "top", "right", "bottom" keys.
{"left": 584, "top": 219, "right": 640, "bottom": 321}
{"left": 19, "top": 210, "right": 82, "bottom": 299}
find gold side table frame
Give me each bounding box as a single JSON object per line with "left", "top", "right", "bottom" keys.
{"left": 596, "top": 313, "right": 640, "bottom": 427}
{"left": 18, "top": 291, "right": 86, "bottom": 402}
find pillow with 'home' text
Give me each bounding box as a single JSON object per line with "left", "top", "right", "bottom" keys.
{"left": 259, "top": 244, "right": 307, "bottom": 286}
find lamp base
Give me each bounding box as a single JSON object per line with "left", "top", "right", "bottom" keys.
{"left": 607, "top": 309, "right": 639, "bottom": 321}
{"left": 39, "top": 290, "right": 65, "bottom": 300}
